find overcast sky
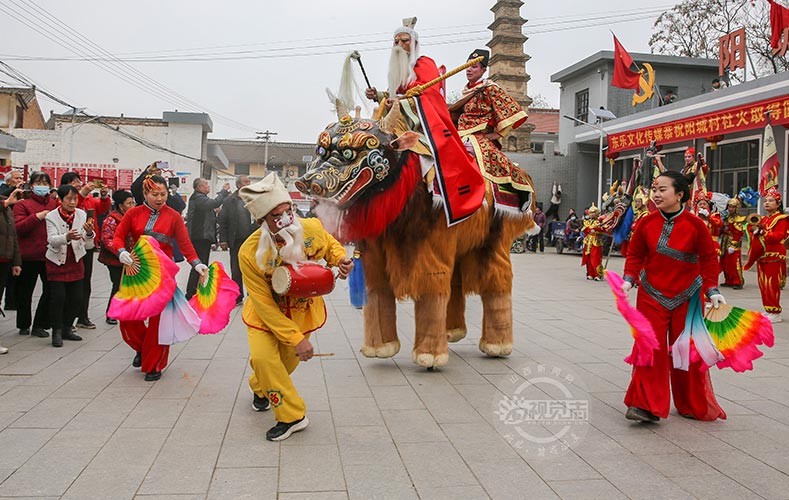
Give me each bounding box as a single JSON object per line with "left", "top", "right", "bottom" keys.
{"left": 1, "top": 0, "right": 678, "bottom": 142}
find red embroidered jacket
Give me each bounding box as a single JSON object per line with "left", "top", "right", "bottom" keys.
{"left": 624, "top": 209, "right": 720, "bottom": 310}
{"left": 110, "top": 203, "right": 200, "bottom": 266}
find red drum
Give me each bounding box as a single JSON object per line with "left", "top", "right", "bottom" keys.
{"left": 272, "top": 264, "right": 336, "bottom": 297}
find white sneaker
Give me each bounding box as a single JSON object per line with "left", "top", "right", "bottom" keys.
{"left": 767, "top": 313, "right": 783, "bottom": 323}
{"left": 0, "top": 346, "right": 8, "bottom": 355}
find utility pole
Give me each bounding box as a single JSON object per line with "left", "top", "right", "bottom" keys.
{"left": 256, "top": 130, "right": 278, "bottom": 173}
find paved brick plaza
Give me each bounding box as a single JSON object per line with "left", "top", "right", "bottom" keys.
{"left": 0, "top": 250, "right": 787, "bottom": 499}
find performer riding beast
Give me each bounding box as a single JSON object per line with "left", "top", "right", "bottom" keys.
{"left": 298, "top": 63, "right": 538, "bottom": 368}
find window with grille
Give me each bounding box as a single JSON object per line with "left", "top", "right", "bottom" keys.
{"left": 575, "top": 89, "right": 589, "bottom": 124}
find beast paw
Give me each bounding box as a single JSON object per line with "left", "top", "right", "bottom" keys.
{"left": 360, "top": 340, "right": 400, "bottom": 359}
{"left": 479, "top": 341, "right": 513, "bottom": 357}
{"left": 447, "top": 328, "right": 467, "bottom": 343}
{"left": 412, "top": 351, "right": 449, "bottom": 369}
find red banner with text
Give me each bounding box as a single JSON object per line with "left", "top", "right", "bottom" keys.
{"left": 608, "top": 94, "right": 789, "bottom": 153}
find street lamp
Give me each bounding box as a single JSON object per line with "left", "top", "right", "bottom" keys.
{"left": 563, "top": 108, "right": 615, "bottom": 208}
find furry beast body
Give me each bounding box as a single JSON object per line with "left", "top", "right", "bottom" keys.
{"left": 298, "top": 113, "right": 535, "bottom": 368}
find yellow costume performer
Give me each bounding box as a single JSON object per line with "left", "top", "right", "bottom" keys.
{"left": 238, "top": 173, "right": 350, "bottom": 441}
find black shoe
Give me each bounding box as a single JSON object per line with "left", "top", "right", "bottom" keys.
{"left": 106, "top": 317, "right": 118, "bottom": 325}
{"left": 31, "top": 328, "right": 49, "bottom": 338}
{"left": 719, "top": 283, "right": 732, "bottom": 288}
{"left": 144, "top": 371, "right": 162, "bottom": 382}
{"left": 61, "top": 329, "right": 82, "bottom": 341}
{"left": 625, "top": 407, "right": 660, "bottom": 422}
{"left": 733, "top": 285, "right": 743, "bottom": 290}
{"left": 132, "top": 352, "right": 142, "bottom": 368}
{"left": 251, "top": 392, "right": 270, "bottom": 412}
{"left": 52, "top": 329, "right": 63, "bottom": 348}
{"left": 4, "top": 303, "right": 16, "bottom": 311}
{"left": 266, "top": 416, "right": 309, "bottom": 441}
{"left": 18, "top": 328, "right": 30, "bottom": 336}
{"left": 76, "top": 319, "right": 96, "bottom": 329}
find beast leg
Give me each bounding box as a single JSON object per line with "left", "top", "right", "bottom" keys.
{"left": 360, "top": 286, "right": 400, "bottom": 358}
{"left": 359, "top": 242, "right": 400, "bottom": 358}
{"left": 479, "top": 293, "right": 513, "bottom": 357}
{"left": 412, "top": 294, "right": 450, "bottom": 368}
{"left": 446, "top": 265, "right": 467, "bottom": 342}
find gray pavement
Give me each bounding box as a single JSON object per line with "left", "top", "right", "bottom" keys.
{"left": 0, "top": 248, "right": 788, "bottom": 499}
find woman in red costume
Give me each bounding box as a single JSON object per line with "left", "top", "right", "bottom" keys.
{"left": 620, "top": 171, "right": 727, "bottom": 422}
{"left": 746, "top": 188, "right": 789, "bottom": 323}
{"left": 581, "top": 203, "right": 607, "bottom": 280}
{"left": 693, "top": 193, "right": 722, "bottom": 259}
{"left": 111, "top": 176, "right": 207, "bottom": 381}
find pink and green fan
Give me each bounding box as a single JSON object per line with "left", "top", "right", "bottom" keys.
{"left": 703, "top": 304, "right": 774, "bottom": 372}
{"left": 605, "top": 270, "right": 660, "bottom": 366}
{"left": 189, "top": 262, "right": 239, "bottom": 334}
{"left": 108, "top": 235, "right": 180, "bottom": 321}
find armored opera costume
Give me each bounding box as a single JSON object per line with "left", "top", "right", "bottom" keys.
{"left": 623, "top": 209, "right": 726, "bottom": 421}
{"left": 448, "top": 49, "right": 535, "bottom": 212}
{"left": 720, "top": 199, "right": 746, "bottom": 288}
{"left": 745, "top": 190, "right": 789, "bottom": 317}
{"left": 581, "top": 205, "right": 606, "bottom": 280}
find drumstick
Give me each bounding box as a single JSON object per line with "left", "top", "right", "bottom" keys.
{"left": 295, "top": 352, "right": 335, "bottom": 357}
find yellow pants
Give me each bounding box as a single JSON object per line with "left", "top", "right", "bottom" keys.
{"left": 247, "top": 328, "right": 308, "bottom": 423}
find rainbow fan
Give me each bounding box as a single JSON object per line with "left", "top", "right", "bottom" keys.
{"left": 188, "top": 262, "right": 240, "bottom": 334}
{"left": 704, "top": 304, "right": 775, "bottom": 372}
{"left": 605, "top": 270, "right": 660, "bottom": 366}
{"left": 108, "top": 236, "right": 180, "bottom": 321}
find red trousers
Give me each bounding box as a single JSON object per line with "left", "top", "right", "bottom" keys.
{"left": 120, "top": 314, "right": 170, "bottom": 373}
{"left": 720, "top": 250, "right": 743, "bottom": 286}
{"left": 757, "top": 258, "right": 786, "bottom": 313}
{"left": 582, "top": 245, "right": 603, "bottom": 279}
{"left": 624, "top": 291, "right": 726, "bottom": 420}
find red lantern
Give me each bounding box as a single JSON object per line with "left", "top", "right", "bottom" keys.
{"left": 705, "top": 135, "right": 725, "bottom": 150}
{"left": 605, "top": 150, "right": 620, "bottom": 166}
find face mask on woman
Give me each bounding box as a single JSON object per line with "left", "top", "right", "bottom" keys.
{"left": 32, "top": 186, "right": 50, "bottom": 197}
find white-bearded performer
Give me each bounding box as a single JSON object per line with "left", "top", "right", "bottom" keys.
{"left": 238, "top": 173, "right": 352, "bottom": 441}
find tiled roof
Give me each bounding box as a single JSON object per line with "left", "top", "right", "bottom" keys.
{"left": 527, "top": 108, "right": 559, "bottom": 134}
{"left": 0, "top": 87, "right": 36, "bottom": 105}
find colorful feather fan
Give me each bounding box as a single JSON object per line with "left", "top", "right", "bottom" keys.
{"left": 188, "top": 262, "right": 239, "bottom": 334}
{"left": 604, "top": 270, "right": 660, "bottom": 366}
{"left": 159, "top": 288, "right": 201, "bottom": 345}
{"left": 108, "top": 236, "right": 179, "bottom": 321}
{"left": 704, "top": 303, "right": 775, "bottom": 372}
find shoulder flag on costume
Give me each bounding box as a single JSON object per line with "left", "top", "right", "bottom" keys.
{"left": 769, "top": 0, "right": 789, "bottom": 49}
{"left": 612, "top": 35, "right": 641, "bottom": 90}
{"left": 759, "top": 121, "right": 780, "bottom": 195}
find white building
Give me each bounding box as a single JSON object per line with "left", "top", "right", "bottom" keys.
{"left": 10, "top": 111, "right": 213, "bottom": 195}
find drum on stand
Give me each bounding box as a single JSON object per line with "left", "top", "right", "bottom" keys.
{"left": 272, "top": 264, "right": 336, "bottom": 297}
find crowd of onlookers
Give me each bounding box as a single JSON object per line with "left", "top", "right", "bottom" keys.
{"left": 0, "top": 162, "right": 277, "bottom": 354}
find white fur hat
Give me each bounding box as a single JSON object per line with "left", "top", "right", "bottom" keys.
{"left": 239, "top": 172, "right": 292, "bottom": 220}
{"left": 394, "top": 17, "right": 418, "bottom": 45}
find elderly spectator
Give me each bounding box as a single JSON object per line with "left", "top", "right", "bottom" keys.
{"left": 0, "top": 187, "right": 23, "bottom": 354}
{"left": 45, "top": 185, "right": 94, "bottom": 347}
{"left": 0, "top": 170, "right": 23, "bottom": 198}
{"left": 60, "top": 172, "right": 111, "bottom": 330}
{"left": 98, "top": 190, "right": 135, "bottom": 325}
{"left": 13, "top": 172, "right": 58, "bottom": 338}
{"left": 218, "top": 176, "right": 258, "bottom": 305}
{"left": 185, "top": 177, "right": 230, "bottom": 299}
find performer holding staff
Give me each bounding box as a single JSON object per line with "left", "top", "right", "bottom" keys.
{"left": 110, "top": 175, "right": 208, "bottom": 381}
{"left": 620, "top": 171, "right": 727, "bottom": 422}
{"left": 745, "top": 188, "right": 789, "bottom": 323}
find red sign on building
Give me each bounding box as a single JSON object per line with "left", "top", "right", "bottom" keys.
{"left": 607, "top": 94, "right": 789, "bottom": 153}
{"left": 719, "top": 27, "right": 746, "bottom": 76}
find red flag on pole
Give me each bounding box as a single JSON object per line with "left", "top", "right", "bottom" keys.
{"left": 612, "top": 35, "right": 641, "bottom": 90}
{"left": 759, "top": 121, "right": 780, "bottom": 195}
{"left": 769, "top": 0, "right": 789, "bottom": 48}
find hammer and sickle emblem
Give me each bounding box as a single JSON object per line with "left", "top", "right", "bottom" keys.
{"left": 631, "top": 63, "right": 655, "bottom": 106}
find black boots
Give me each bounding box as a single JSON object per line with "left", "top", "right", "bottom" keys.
{"left": 132, "top": 352, "right": 142, "bottom": 368}
{"left": 52, "top": 328, "right": 83, "bottom": 347}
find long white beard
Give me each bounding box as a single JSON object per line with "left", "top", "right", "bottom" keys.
{"left": 255, "top": 217, "right": 306, "bottom": 270}
{"left": 388, "top": 45, "right": 417, "bottom": 95}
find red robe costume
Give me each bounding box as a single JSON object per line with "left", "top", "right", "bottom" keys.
{"left": 623, "top": 209, "right": 726, "bottom": 421}
{"left": 404, "top": 56, "right": 486, "bottom": 225}
{"left": 720, "top": 213, "right": 746, "bottom": 287}
{"left": 110, "top": 203, "right": 200, "bottom": 374}
{"left": 748, "top": 213, "right": 789, "bottom": 313}
{"left": 581, "top": 217, "right": 606, "bottom": 279}
{"left": 620, "top": 206, "right": 649, "bottom": 258}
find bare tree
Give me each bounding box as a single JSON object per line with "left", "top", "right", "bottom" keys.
{"left": 650, "top": 0, "right": 788, "bottom": 81}
{"left": 529, "top": 93, "right": 554, "bottom": 109}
